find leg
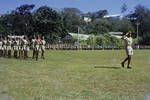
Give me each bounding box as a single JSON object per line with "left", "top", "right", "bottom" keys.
{"left": 14, "top": 50, "right": 16, "bottom": 58}
{"left": 36, "top": 50, "right": 39, "bottom": 61}
{"left": 127, "top": 55, "right": 131, "bottom": 68}
{"left": 121, "top": 56, "right": 129, "bottom": 67}
{"left": 32, "top": 50, "right": 35, "bottom": 59}
{"left": 4, "top": 50, "right": 7, "bottom": 57}
{"left": 41, "top": 50, "right": 45, "bottom": 59}
{"left": 0, "top": 50, "right": 2, "bottom": 57}
{"left": 8, "top": 50, "right": 11, "bottom": 58}
{"left": 26, "top": 51, "right": 28, "bottom": 58}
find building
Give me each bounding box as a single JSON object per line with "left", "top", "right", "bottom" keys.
{"left": 109, "top": 32, "right": 123, "bottom": 39}
{"left": 83, "top": 17, "right": 92, "bottom": 23}
{"left": 104, "top": 14, "right": 123, "bottom": 20}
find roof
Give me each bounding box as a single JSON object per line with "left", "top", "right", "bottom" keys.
{"left": 8, "top": 35, "right": 25, "bottom": 39}
{"left": 109, "top": 32, "right": 123, "bottom": 39}
{"left": 104, "top": 14, "right": 123, "bottom": 19}
{"left": 68, "top": 33, "right": 91, "bottom": 40}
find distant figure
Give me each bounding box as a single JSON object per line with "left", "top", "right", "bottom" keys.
{"left": 35, "top": 35, "right": 41, "bottom": 61}
{"left": 13, "top": 38, "right": 19, "bottom": 58}
{"left": 22, "top": 36, "right": 29, "bottom": 59}
{"left": 19, "top": 38, "right": 23, "bottom": 58}
{"left": 7, "top": 38, "right": 12, "bottom": 58}
{"left": 0, "top": 37, "right": 3, "bottom": 57}
{"left": 41, "top": 36, "right": 46, "bottom": 59}
{"left": 3, "top": 37, "right": 7, "bottom": 57}
{"left": 31, "top": 35, "right": 36, "bottom": 59}
{"left": 121, "top": 32, "right": 133, "bottom": 69}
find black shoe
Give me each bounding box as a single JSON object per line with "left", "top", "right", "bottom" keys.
{"left": 127, "top": 66, "right": 132, "bottom": 69}
{"left": 121, "top": 62, "right": 124, "bottom": 68}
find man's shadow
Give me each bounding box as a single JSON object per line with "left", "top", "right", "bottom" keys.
{"left": 94, "top": 65, "right": 121, "bottom": 69}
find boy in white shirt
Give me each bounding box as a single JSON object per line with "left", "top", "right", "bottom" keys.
{"left": 121, "top": 32, "right": 133, "bottom": 69}
{"left": 41, "top": 36, "right": 46, "bottom": 59}
{"left": 0, "top": 37, "right": 3, "bottom": 57}
{"left": 3, "top": 37, "right": 7, "bottom": 57}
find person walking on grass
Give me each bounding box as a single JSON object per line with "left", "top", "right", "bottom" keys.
{"left": 13, "top": 38, "right": 19, "bottom": 58}
{"left": 0, "top": 37, "right": 3, "bottom": 57}
{"left": 22, "top": 36, "right": 29, "bottom": 59}
{"left": 7, "top": 37, "right": 12, "bottom": 58}
{"left": 31, "top": 35, "right": 36, "bottom": 59}
{"left": 40, "top": 36, "right": 46, "bottom": 59}
{"left": 3, "top": 37, "right": 7, "bottom": 57}
{"left": 121, "top": 31, "right": 133, "bottom": 69}
{"left": 35, "top": 35, "right": 41, "bottom": 61}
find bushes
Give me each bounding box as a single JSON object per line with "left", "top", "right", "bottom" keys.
{"left": 95, "top": 34, "right": 123, "bottom": 48}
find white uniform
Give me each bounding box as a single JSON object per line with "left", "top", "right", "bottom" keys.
{"left": 32, "top": 39, "right": 36, "bottom": 50}
{"left": 35, "top": 39, "right": 41, "bottom": 51}
{"left": 0, "top": 40, "right": 3, "bottom": 50}
{"left": 41, "top": 40, "right": 46, "bottom": 51}
{"left": 123, "top": 36, "right": 133, "bottom": 56}
{"left": 7, "top": 40, "right": 12, "bottom": 51}
{"left": 22, "top": 39, "right": 29, "bottom": 51}
{"left": 3, "top": 40, "right": 7, "bottom": 50}
{"left": 13, "top": 40, "right": 19, "bottom": 51}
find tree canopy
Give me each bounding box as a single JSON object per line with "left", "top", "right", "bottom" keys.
{"left": 0, "top": 4, "right": 150, "bottom": 45}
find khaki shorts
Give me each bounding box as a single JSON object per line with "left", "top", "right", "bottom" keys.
{"left": 126, "top": 46, "right": 133, "bottom": 56}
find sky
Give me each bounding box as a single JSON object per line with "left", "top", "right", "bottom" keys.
{"left": 0, "top": 0, "right": 150, "bottom": 14}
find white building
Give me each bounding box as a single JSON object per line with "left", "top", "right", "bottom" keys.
{"left": 109, "top": 32, "right": 123, "bottom": 39}
{"left": 83, "top": 17, "right": 92, "bottom": 23}
{"left": 68, "top": 33, "right": 91, "bottom": 40}
{"left": 104, "top": 14, "right": 123, "bottom": 20}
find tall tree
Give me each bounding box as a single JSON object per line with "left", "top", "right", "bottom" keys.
{"left": 61, "top": 8, "right": 84, "bottom": 33}
{"left": 121, "top": 3, "right": 127, "bottom": 14}
{"left": 128, "top": 5, "right": 150, "bottom": 44}
{"left": 2, "top": 4, "right": 35, "bottom": 35}
{"left": 34, "top": 6, "right": 66, "bottom": 43}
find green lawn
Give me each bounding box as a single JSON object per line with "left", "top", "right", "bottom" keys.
{"left": 0, "top": 50, "right": 150, "bottom": 100}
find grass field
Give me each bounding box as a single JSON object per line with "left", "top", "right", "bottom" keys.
{"left": 0, "top": 50, "right": 150, "bottom": 100}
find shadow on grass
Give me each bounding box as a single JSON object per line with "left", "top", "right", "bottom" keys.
{"left": 94, "top": 65, "right": 121, "bottom": 69}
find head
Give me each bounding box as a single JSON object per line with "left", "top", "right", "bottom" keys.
{"left": 41, "top": 36, "right": 44, "bottom": 40}
{"left": 127, "top": 31, "right": 132, "bottom": 37}
{"left": 4, "top": 37, "right": 7, "bottom": 40}
{"left": 37, "top": 35, "right": 41, "bottom": 39}
{"left": 33, "top": 35, "right": 36, "bottom": 39}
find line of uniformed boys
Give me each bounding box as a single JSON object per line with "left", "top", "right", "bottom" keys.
{"left": 0, "top": 35, "right": 46, "bottom": 61}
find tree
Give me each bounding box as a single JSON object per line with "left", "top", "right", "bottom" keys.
{"left": 34, "top": 6, "right": 66, "bottom": 43}
{"left": 0, "top": 16, "right": 7, "bottom": 35}
{"left": 61, "top": 8, "right": 84, "bottom": 33}
{"left": 92, "top": 18, "right": 111, "bottom": 35}
{"left": 121, "top": 3, "right": 127, "bottom": 14}
{"left": 112, "top": 18, "right": 134, "bottom": 33}
{"left": 1, "top": 4, "right": 35, "bottom": 36}
{"left": 128, "top": 5, "right": 150, "bottom": 44}
{"left": 91, "top": 10, "right": 108, "bottom": 19}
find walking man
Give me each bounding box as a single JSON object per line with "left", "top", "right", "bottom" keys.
{"left": 121, "top": 32, "right": 133, "bottom": 69}
{"left": 0, "top": 37, "right": 3, "bottom": 57}
{"left": 13, "top": 38, "right": 19, "bottom": 58}
{"left": 7, "top": 37, "right": 12, "bottom": 58}
{"left": 31, "top": 35, "right": 36, "bottom": 59}
{"left": 3, "top": 37, "right": 7, "bottom": 57}
{"left": 35, "top": 35, "right": 41, "bottom": 61}
{"left": 41, "top": 36, "right": 46, "bottom": 59}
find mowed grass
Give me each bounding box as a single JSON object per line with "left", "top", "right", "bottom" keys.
{"left": 0, "top": 50, "right": 150, "bottom": 100}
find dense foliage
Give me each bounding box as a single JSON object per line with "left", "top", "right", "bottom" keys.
{"left": 0, "top": 4, "right": 150, "bottom": 45}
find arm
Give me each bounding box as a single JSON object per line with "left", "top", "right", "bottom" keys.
{"left": 121, "top": 32, "right": 129, "bottom": 40}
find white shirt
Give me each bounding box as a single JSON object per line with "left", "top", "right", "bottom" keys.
{"left": 123, "top": 36, "right": 133, "bottom": 47}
